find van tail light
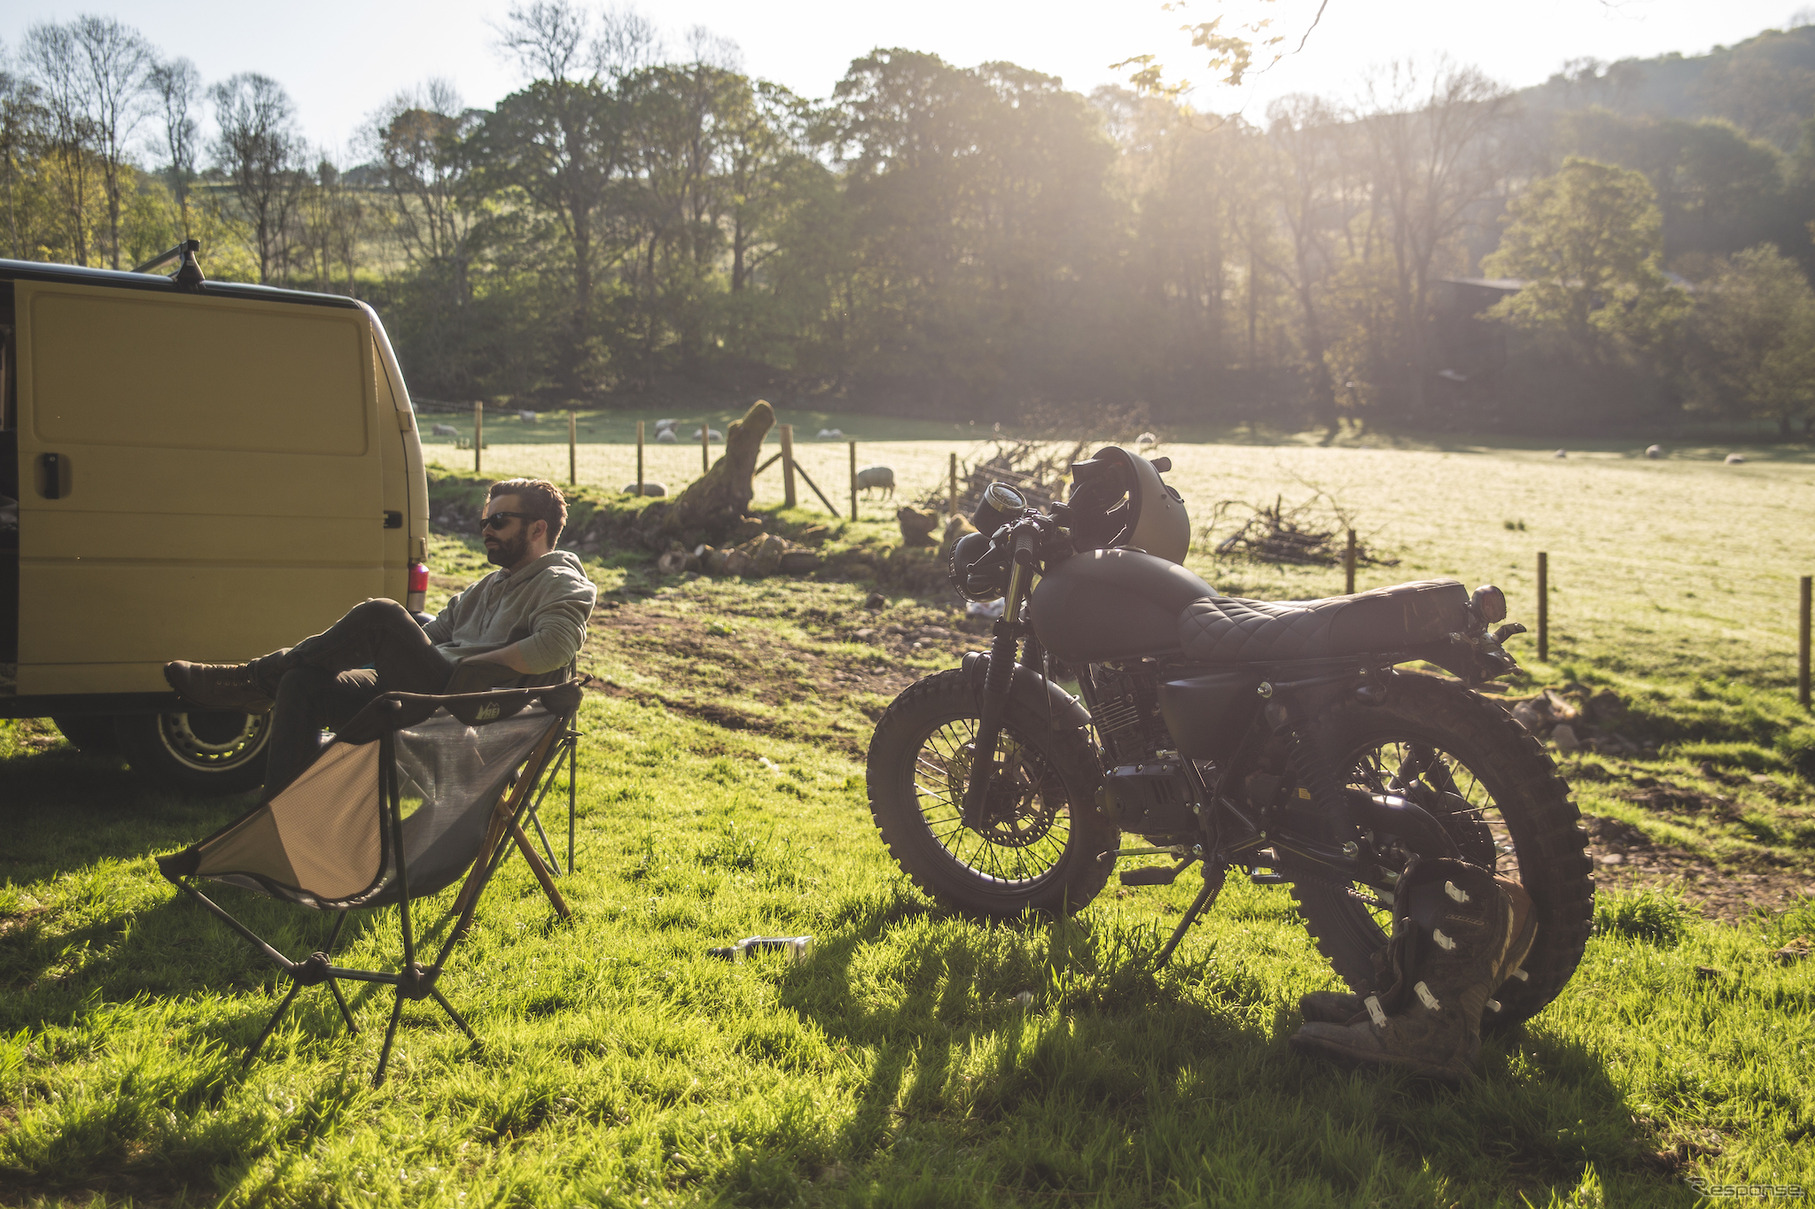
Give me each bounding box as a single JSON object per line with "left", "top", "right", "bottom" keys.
{"left": 407, "top": 562, "right": 429, "bottom": 613}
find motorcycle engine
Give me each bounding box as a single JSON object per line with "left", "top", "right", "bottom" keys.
{"left": 1087, "top": 662, "right": 1199, "bottom": 839}
{"left": 1085, "top": 662, "right": 1172, "bottom": 765}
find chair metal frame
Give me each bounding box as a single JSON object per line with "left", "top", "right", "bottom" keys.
{"left": 163, "top": 695, "right": 580, "bottom": 1085}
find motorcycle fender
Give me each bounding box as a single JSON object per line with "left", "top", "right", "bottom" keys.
{"left": 960, "top": 651, "right": 1095, "bottom": 734}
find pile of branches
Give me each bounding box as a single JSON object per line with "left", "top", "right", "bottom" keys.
{"left": 1207, "top": 493, "right": 1398, "bottom": 568}
{"left": 918, "top": 439, "right": 1088, "bottom": 516}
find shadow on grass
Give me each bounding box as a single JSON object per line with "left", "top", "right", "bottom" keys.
{"left": 772, "top": 899, "right": 1684, "bottom": 1206}
{"left": 0, "top": 743, "right": 251, "bottom": 880}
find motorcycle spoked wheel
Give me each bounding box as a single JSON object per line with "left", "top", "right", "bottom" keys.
{"left": 867, "top": 668, "right": 1116, "bottom": 917}
{"left": 1288, "top": 674, "right": 1595, "bottom": 1030}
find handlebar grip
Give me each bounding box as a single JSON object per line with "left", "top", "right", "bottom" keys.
{"left": 1013, "top": 528, "right": 1038, "bottom": 566}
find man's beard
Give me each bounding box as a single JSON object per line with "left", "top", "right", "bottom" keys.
{"left": 486, "top": 531, "right": 529, "bottom": 568}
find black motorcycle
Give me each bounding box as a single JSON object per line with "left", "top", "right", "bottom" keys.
{"left": 865, "top": 447, "right": 1594, "bottom": 1027}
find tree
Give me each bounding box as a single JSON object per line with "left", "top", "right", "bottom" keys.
{"left": 1264, "top": 95, "right": 1344, "bottom": 432}
{"left": 0, "top": 49, "right": 49, "bottom": 259}
{"left": 21, "top": 22, "right": 97, "bottom": 265}
{"left": 146, "top": 56, "right": 199, "bottom": 235}
{"left": 298, "top": 152, "right": 364, "bottom": 294}
{"left": 1481, "top": 157, "right": 1687, "bottom": 360}
{"left": 210, "top": 72, "right": 303, "bottom": 283}
{"left": 69, "top": 15, "right": 151, "bottom": 269}
{"left": 1682, "top": 244, "right": 1815, "bottom": 435}
{"left": 478, "top": 0, "right": 658, "bottom": 393}
{"left": 1357, "top": 60, "right": 1513, "bottom": 412}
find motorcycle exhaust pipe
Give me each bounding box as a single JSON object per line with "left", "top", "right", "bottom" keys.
{"left": 1344, "top": 788, "right": 1462, "bottom": 861}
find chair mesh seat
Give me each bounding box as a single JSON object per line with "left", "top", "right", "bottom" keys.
{"left": 192, "top": 707, "right": 555, "bottom": 909}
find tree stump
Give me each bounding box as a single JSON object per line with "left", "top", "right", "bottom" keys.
{"left": 641, "top": 399, "right": 774, "bottom": 544}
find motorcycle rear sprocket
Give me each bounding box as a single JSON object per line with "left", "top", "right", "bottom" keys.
{"left": 1288, "top": 673, "right": 1595, "bottom": 1030}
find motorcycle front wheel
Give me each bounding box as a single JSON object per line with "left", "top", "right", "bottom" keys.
{"left": 867, "top": 668, "right": 1117, "bottom": 917}
{"left": 1290, "top": 673, "right": 1595, "bottom": 1029}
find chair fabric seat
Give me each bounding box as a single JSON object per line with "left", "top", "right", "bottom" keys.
{"left": 1177, "top": 578, "right": 1468, "bottom": 664}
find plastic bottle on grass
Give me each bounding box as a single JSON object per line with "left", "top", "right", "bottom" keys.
{"left": 708, "top": 935, "right": 813, "bottom": 963}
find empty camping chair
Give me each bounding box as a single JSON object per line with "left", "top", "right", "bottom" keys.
{"left": 157, "top": 680, "right": 583, "bottom": 1084}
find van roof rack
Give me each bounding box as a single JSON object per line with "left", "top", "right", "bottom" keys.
{"left": 131, "top": 239, "right": 206, "bottom": 291}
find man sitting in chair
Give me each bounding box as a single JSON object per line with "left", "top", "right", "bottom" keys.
{"left": 165, "top": 478, "right": 596, "bottom": 799}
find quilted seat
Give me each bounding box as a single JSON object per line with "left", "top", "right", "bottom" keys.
{"left": 1177, "top": 579, "right": 1468, "bottom": 664}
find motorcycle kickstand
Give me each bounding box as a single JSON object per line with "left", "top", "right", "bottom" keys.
{"left": 1152, "top": 865, "right": 1228, "bottom": 971}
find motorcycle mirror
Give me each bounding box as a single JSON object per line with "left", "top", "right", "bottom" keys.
{"left": 1147, "top": 456, "right": 1172, "bottom": 473}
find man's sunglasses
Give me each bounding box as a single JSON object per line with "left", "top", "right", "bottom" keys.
{"left": 480, "top": 510, "right": 536, "bottom": 530}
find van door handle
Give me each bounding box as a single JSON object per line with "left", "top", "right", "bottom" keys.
{"left": 36, "top": 453, "right": 66, "bottom": 499}
{"left": 384, "top": 510, "right": 403, "bottom": 529}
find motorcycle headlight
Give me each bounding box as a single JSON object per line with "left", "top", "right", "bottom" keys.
{"left": 949, "top": 531, "right": 1004, "bottom": 602}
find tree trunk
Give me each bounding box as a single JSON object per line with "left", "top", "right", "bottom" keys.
{"left": 643, "top": 399, "right": 775, "bottom": 542}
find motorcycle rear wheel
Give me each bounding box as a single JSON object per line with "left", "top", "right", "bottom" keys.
{"left": 867, "top": 668, "right": 1116, "bottom": 917}
{"left": 1289, "top": 673, "right": 1595, "bottom": 1029}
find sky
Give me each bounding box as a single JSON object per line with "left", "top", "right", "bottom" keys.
{"left": 2, "top": 0, "right": 1810, "bottom": 153}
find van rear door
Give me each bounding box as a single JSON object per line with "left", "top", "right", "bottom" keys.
{"left": 13, "top": 281, "right": 386, "bottom": 697}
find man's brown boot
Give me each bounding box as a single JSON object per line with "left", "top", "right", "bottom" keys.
{"left": 1299, "top": 874, "right": 1537, "bottom": 1027}
{"left": 1299, "top": 989, "right": 1364, "bottom": 1024}
{"left": 164, "top": 661, "right": 274, "bottom": 712}
{"left": 1288, "top": 858, "right": 1526, "bottom": 1084}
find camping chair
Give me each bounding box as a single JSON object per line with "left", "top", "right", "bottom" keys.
{"left": 158, "top": 680, "right": 583, "bottom": 1084}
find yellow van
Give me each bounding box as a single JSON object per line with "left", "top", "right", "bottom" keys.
{"left": 0, "top": 244, "right": 430, "bottom": 793}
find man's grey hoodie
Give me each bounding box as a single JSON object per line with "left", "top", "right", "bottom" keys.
{"left": 422, "top": 550, "right": 597, "bottom": 674}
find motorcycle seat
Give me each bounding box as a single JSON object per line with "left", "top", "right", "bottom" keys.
{"left": 1177, "top": 579, "right": 1468, "bottom": 664}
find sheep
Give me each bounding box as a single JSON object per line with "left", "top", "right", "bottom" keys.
{"left": 817, "top": 427, "right": 844, "bottom": 439}
{"left": 518, "top": 409, "right": 538, "bottom": 423}
{"left": 855, "top": 465, "right": 895, "bottom": 499}
{"left": 622, "top": 482, "right": 668, "bottom": 497}
{"left": 1554, "top": 449, "right": 1567, "bottom": 458}
{"left": 655, "top": 428, "right": 677, "bottom": 443}
{"left": 654, "top": 417, "right": 678, "bottom": 432}
{"left": 431, "top": 422, "right": 460, "bottom": 437}
{"left": 1725, "top": 452, "right": 1746, "bottom": 464}
{"left": 694, "top": 427, "right": 723, "bottom": 442}
{"left": 1135, "top": 431, "right": 1158, "bottom": 447}
{"left": 1645, "top": 444, "right": 1665, "bottom": 459}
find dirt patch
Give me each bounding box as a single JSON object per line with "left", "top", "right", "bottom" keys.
{"left": 1581, "top": 813, "right": 1815, "bottom": 922}
{"left": 582, "top": 584, "right": 989, "bottom": 755}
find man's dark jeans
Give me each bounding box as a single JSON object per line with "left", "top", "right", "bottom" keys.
{"left": 255, "top": 599, "right": 454, "bottom": 799}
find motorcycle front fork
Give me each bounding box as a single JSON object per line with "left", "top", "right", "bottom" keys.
{"left": 961, "top": 559, "right": 1032, "bottom": 829}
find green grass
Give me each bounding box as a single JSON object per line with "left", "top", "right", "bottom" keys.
{"left": 6, "top": 437, "right": 1815, "bottom": 1204}
{"left": 4, "top": 680, "right": 1811, "bottom": 1205}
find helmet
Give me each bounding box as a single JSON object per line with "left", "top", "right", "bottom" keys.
{"left": 1065, "top": 446, "right": 1190, "bottom": 564}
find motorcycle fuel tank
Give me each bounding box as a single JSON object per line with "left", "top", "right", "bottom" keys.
{"left": 1029, "top": 548, "right": 1217, "bottom": 664}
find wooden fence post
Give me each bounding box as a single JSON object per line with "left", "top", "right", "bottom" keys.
{"left": 1537, "top": 552, "right": 1549, "bottom": 663}
{"left": 568, "top": 410, "right": 577, "bottom": 484}
{"left": 780, "top": 424, "right": 797, "bottom": 508}
{"left": 949, "top": 452, "right": 958, "bottom": 516}
{"left": 848, "top": 440, "right": 858, "bottom": 521}
{"left": 701, "top": 421, "right": 710, "bottom": 473}
{"left": 1344, "top": 529, "right": 1356, "bottom": 594}
{"left": 636, "top": 420, "right": 644, "bottom": 497}
{"left": 1800, "top": 575, "right": 1811, "bottom": 708}
{"left": 473, "top": 401, "right": 482, "bottom": 475}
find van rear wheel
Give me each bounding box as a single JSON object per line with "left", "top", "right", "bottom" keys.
{"left": 115, "top": 710, "right": 270, "bottom": 796}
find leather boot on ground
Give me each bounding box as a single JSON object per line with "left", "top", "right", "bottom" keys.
{"left": 1298, "top": 872, "right": 1537, "bottom": 1027}
{"left": 164, "top": 661, "right": 274, "bottom": 712}
{"left": 1288, "top": 858, "right": 1537, "bottom": 1084}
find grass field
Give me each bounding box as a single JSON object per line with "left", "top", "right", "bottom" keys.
{"left": 4, "top": 422, "right": 1814, "bottom": 1205}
